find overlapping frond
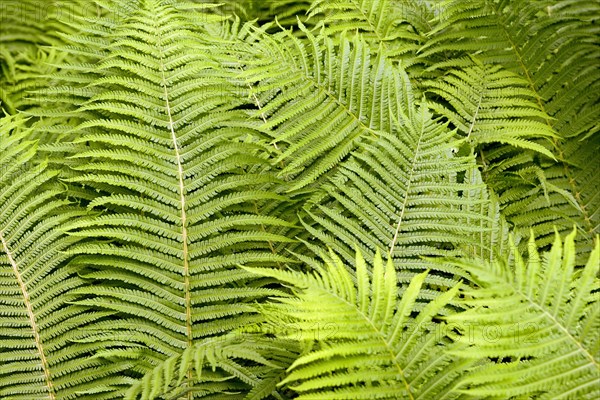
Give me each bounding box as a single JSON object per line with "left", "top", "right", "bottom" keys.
{"left": 244, "top": 249, "right": 469, "bottom": 399}
{"left": 298, "top": 98, "right": 492, "bottom": 287}
{"left": 421, "top": 0, "right": 600, "bottom": 256}
{"left": 124, "top": 334, "right": 297, "bottom": 400}
{"left": 0, "top": 1, "right": 91, "bottom": 116}
{"left": 482, "top": 133, "right": 599, "bottom": 260}
{"left": 0, "top": 115, "right": 129, "bottom": 399}
{"left": 1, "top": 0, "right": 597, "bottom": 398}
{"left": 308, "top": 0, "right": 433, "bottom": 67}
{"left": 446, "top": 229, "right": 600, "bottom": 398}
{"left": 215, "top": 0, "right": 313, "bottom": 28}
{"left": 238, "top": 24, "right": 413, "bottom": 190}
{"left": 425, "top": 60, "right": 556, "bottom": 157}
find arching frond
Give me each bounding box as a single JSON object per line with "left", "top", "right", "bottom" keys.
{"left": 481, "top": 133, "right": 599, "bottom": 261}
{"left": 238, "top": 24, "right": 414, "bottom": 190}
{"left": 447, "top": 229, "right": 600, "bottom": 399}
{"left": 298, "top": 100, "right": 492, "bottom": 287}
{"left": 243, "top": 249, "right": 470, "bottom": 399}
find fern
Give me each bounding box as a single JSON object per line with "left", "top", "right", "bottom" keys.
{"left": 0, "top": 115, "right": 130, "bottom": 399}
{"left": 446, "top": 229, "right": 600, "bottom": 398}
{"left": 238, "top": 24, "right": 415, "bottom": 190}
{"left": 35, "top": 0, "right": 295, "bottom": 390}
{"left": 422, "top": 0, "right": 600, "bottom": 251}
{"left": 424, "top": 60, "right": 556, "bottom": 157}
{"left": 308, "top": 0, "right": 433, "bottom": 68}
{"left": 298, "top": 104, "right": 492, "bottom": 287}
{"left": 244, "top": 249, "right": 470, "bottom": 399}
{"left": 125, "top": 335, "right": 297, "bottom": 400}
{"left": 1, "top": 0, "right": 598, "bottom": 398}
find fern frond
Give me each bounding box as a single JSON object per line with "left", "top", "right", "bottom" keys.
{"left": 298, "top": 98, "right": 492, "bottom": 287}
{"left": 480, "top": 132, "right": 599, "bottom": 261}
{"left": 447, "top": 228, "right": 600, "bottom": 398}
{"left": 308, "top": 0, "right": 433, "bottom": 67}
{"left": 0, "top": 114, "right": 129, "bottom": 399}
{"left": 124, "top": 334, "right": 296, "bottom": 400}
{"left": 422, "top": 0, "right": 599, "bottom": 256}
{"left": 216, "top": 0, "right": 313, "bottom": 28}
{"left": 35, "top": 0, "right": 296, "bottom": 386}
{"left": 425, "top": 60, "right": 556, "bottom": 157}
{"left": 0, "top": 0, "right": 100, "bottom": 118}
{"left": 238, "top": 24, "right": 413, "bottom": 190}
{"left": 244, "top": 249, "right": 470, "bottom": 399}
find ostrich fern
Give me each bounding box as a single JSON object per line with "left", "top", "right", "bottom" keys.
{"left": 0, "top": 0, "right": 598, "bottom": 399}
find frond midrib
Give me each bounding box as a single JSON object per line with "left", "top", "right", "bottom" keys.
{"left": 388, "top": 109, "right": 426, "bottom": 258}
{"left": 0, "top": 230, "right": 55, "bottom": 399}
{"left": 154, "top": 13, "right": 193, "bottom": 352}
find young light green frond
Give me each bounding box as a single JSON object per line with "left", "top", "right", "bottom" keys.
{"left": 243, "top": 250, "right": 470, "bottom": 399}
{"left": 446, "top": 229, "right": 600, "bottom": 399}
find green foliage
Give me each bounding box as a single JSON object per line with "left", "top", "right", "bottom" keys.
{"left": 0, "top": 0, "right": 598, "bottom": 398}
{"left": 446, "top": 229, "right": 599, "bottom": 398}
{"left": 243, "top": 250, "right": 468, "bottom": 399}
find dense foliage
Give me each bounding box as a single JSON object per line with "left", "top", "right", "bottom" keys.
{"left": 0, "top": 0, "right": 598, "bottom": 398}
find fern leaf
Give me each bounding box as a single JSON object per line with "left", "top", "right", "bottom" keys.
{"left": 238, "top": 25, "right": 413, "bottom": 190}
{"left": 0, "top": 114, "right": 129, "bottom": 399}
{"left": 446, "top": 229, "right": 600, "bottom": 398}
{"left": 425, "top": 61, "right": 556, "bottom": 158}
{"left": 244, "top": 249, "right": 471, "bottom": 399}
{"left": 124, "top": 335, "right": 295, "bottom": 400}
{"left": 35, "top": 0, "right": 295, "bottom": 390}
{"left": 308, "top": 0, "right": 431, "bottom": 67}
{"left": 299, "top": 98, "right": 492, "bottom": 288}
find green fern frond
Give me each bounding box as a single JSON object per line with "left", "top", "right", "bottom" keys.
{"left": 0, "top": 114, "right": 129, "bottom": 399}
{"left": 446, "top": 228, "right": 600, "bottom": 399}
{"left": 238, "top": 24, "right": 413, "bottom": 190}
{"left": 480, "top": 131, "right": 599, "bottom": 261}
{"left": 308, "top": 0, "right": 433, "bottom": 67}
{"left": 216, "top": 0, "right": 313, "bottom": 28}
{"left": 298, "top": 100, "right": 492, "bottom": 287}
{"left": 421, "top": 0, "right": 599, "bottom": 258}
{"left": 0, "top": 0, "right": 98, "bottom": 118}
{"left": 34, "top": 0, "right": 296, "bottom": 383}
{"left": 243, "top": 249, "right": 470, "bottom": 399}
{"left": 425, "top": 60, "right": 556, "bottom": 158}
{"left": 124, "top": 334, "right": 297, "bottom": 400}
